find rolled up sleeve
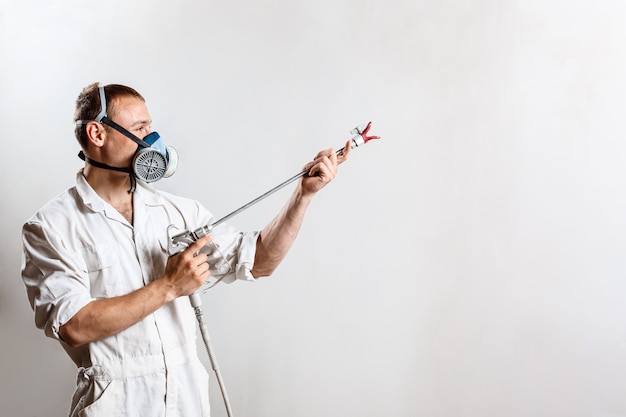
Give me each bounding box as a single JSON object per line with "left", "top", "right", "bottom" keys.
{"left": 21, "top": 221, "right": 94, "bottom": 340}
{"left": 203, "top": 222, "right": 261, "bottom": 284}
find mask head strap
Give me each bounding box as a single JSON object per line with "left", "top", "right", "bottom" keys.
{"left": 100, "top": 116, "right": 159, "bottom": 149}
{"left": 77, "top": 150, "right": 137, "bottom": 193}
{"left": 76, "top": 85, "right": 156, "bottom": 149}
{"left": 94, "top": 85, "right": 107, "bottom": 123}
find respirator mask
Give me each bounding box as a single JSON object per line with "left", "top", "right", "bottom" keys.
{"left": 76, "top": 86, "right": 179, "bottom": 192}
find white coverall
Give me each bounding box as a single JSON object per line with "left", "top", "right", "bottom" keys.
{"left": 21, "top": 170, "right": 260, "bottom": 417}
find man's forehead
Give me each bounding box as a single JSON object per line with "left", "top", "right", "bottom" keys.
{"left": 110, "top": 96, "right": 151, "bottom": 123}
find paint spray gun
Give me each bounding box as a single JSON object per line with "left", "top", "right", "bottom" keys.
{"left": 166, "top": 121, "right": 380, "bottom": 260}
{"left": 167, "top": 122, "right": 380, "bottom": 417}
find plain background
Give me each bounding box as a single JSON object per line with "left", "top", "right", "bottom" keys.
{"left": 2, "top": 1, "right": 626, "bottom": 416}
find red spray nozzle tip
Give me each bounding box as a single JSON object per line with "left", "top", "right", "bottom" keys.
{"left": 359, "top": 121, "right": 380, "bottom": 143}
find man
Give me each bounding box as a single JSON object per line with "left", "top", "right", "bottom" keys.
{"left": 21, "top": 82, "right": 352, "bottom": 416}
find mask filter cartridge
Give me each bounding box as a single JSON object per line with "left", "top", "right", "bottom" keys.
{"left": 132, "top": 132, "right": 179, "bottom": 183}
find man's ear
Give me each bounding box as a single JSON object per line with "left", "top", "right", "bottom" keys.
{"left": 85, "top": 121, "right": 105, "bottom": 148}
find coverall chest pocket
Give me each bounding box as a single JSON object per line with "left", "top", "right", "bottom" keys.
{"left": 81, "top": 243, "right": 133, "bottom": 298}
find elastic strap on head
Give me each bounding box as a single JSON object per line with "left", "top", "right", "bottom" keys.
{"left": 94, "top": 85, "right": 107, "bottom": 122}
{"left": 93, "top": 85, "right": 153, "bottom": 149}
{"left": 74, "top": 85, "right": 108, "bottom": 126}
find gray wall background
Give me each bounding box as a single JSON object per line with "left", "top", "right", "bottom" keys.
{"left": 2, "top": 1, "right": 626, "bottom": 416}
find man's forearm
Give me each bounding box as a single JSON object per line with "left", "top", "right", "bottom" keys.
{"left": 58, "top": 278, "right": 175, "bottom": 348}
{"left": 251, "top": 144, "right": 346, "bottom": 277}
{"left": 251, "top": 188, "right": 313, "bottom": 277}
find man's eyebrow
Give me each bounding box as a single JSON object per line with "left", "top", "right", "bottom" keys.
{"left": 130, "top": 119, "right": 152, "bottom": 128}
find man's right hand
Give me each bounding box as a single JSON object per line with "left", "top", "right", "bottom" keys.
{"left": 162, "top": 234, "right": 213, "bottom": 300}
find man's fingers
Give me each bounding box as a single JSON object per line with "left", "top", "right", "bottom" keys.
{"left": 186, "top": 234, "right": 212, "bottom": 255}
{"left": 337, "top": 140, "right": 352, "bottom": 163}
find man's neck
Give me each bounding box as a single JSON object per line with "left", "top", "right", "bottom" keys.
{"left": 83, "top": 165, "right": 134, "bottom": 223}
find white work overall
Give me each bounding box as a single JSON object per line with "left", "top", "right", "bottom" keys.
{"left": 22, "top": 171, "right": 259, "bottom": 417}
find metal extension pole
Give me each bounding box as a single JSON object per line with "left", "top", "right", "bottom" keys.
{"left": 211, "top": 123, "right": 377, "bottom": 228}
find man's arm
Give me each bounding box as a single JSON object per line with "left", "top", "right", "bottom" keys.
{"left": 251, "top": 142, "right": 351, "bottom": 277}
{"left": 59, "top": 235, "right": 212, "bottom": 347}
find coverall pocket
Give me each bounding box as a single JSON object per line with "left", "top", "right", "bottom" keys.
{"left": 76, "top": 377, "right": 120, "bottom": 417}
{"left": 81, "top": 243, "right": 131, "bottom": 297}
{"left": 81, "top": 244, "right": 117, "bottom": 272}
{"left": 70, "top": 367, "right": 119, "bottom": 417}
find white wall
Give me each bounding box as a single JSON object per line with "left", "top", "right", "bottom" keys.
{"left": 2, "top": 1, "right": 626, "bottom": 416}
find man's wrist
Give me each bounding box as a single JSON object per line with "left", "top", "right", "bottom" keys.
{"left": 148, "top": 278, "right": 177, "bottom": 304}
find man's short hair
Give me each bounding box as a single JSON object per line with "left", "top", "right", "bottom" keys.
{"left": 73, "top": 83, "right": 144, "bottom": 149}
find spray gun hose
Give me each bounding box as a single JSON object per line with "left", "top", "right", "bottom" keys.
{"left": 190, "top": 294, "right": 235, "bottom": 417}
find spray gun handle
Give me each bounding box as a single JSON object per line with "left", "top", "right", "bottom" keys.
{"left": 166, "top": 224, "right": 214, "bottom": 307}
